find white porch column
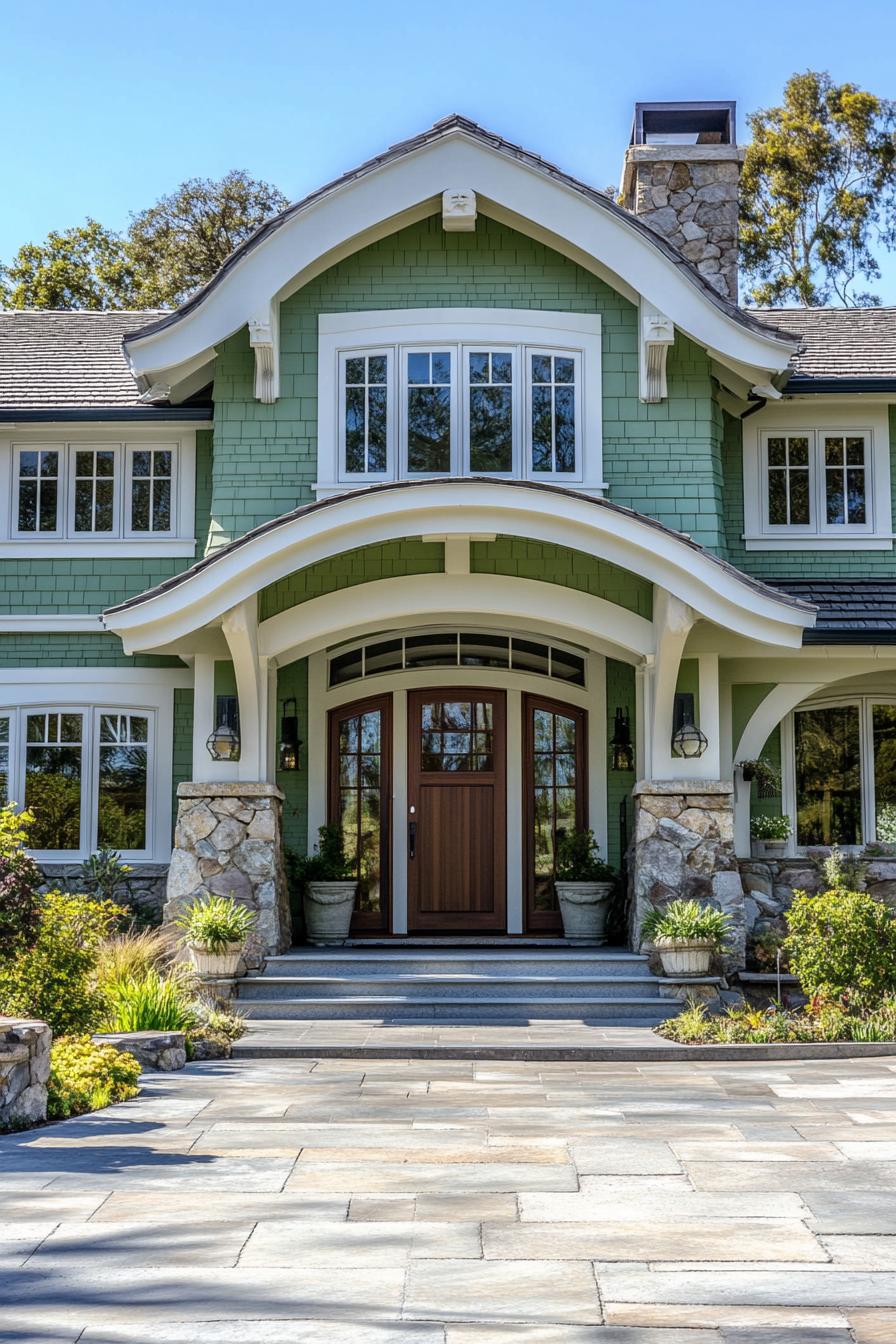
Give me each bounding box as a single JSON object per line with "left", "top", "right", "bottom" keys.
{"left": 692, "top": 651, "right": 721, "bottom": 780}
{"left": 222, "top": 596, "right": 272, "bottom": 782}
{"left": 191, "top": 653, "right": 234, "bottom": 782}
{"left": 649, "top": 589, "right": 695, "bottom": 779}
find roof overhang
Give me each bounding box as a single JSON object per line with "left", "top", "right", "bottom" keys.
{"left": 103, "top": 479, "right": 815, "bottom": 654}
{"left": 122, "top": 119, "right": 797, "bottom": 397}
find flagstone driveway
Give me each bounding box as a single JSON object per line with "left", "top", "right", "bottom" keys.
{"left": 3, "top": 1054, "right": 896, "bottom": 1341}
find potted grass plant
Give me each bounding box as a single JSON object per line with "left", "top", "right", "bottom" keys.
{"left": 297, "top": 823, "right": 357, "bottom": 946}
{"left": 750, "top": 813, "right": 791, "bottom": 858}
{"left": 554, "top": 829, "right": 616, "bottom": 944}
{"left": 640, "top": 899, "right": 730, "bottom": 977}
{"left": 177, "top": 893, "right": 255, "bottom": 977}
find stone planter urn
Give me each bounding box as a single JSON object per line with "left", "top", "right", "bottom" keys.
{"left": 654, "top": 937, "right": 715, "bottom": 977}
{"left": 189, "top": 942, "right": 244, "bottom": 978}
{"left": 304, "top": 881, "right": 357, "bottom": 945}
{"left": 752, "top": 839, "right": 787, "bottom": 860}
{"left": 555, "top": 881, "right": 614, "bottom": 944}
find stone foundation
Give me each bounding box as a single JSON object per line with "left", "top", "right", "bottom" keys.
{"left": 740, "top": 852, "right": 896, "bottom": 954}
{"left": 0, "top": 1017, "right": 51, "bottom": 1128}
{"left": 630, "top": 780, "right": 746, "bottom": 970}
{"left": 164, "top": 782, "right": 291, "bottom": 962}
{"left": 39, "top": 864, "right": 169, "bottom": 922}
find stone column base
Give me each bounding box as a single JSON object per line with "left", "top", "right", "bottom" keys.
{"left": 629, "top": 780, "right": 746, "bottom": 971}
{"left": 164, "top": 783, "right": 291, "bottom": 962}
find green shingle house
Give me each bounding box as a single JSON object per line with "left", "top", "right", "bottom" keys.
{"left": 2, "top": 104, "right": 895, "bottom": 978}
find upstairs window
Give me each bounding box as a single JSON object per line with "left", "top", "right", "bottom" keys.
{"left": 761, "top": 429, "right": 873, "bottom": 538}
{"left": 16, "top": 449, "right": 61, "bottom": 536}
{"left": 319, "top": 310, "right": 602, "bottom": 495}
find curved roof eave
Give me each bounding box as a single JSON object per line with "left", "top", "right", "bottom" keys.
{"left": 121, "top": 116, "right": 797, "bottom": 382}
{"left": 102, "top": 478, "right": 816, "bottom": 653}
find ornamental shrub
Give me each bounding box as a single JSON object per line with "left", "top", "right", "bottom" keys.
{"left": 0, "top": 805, "right": 43, "bottom": 957}
{"left": 555, "top": 829, "right": 615, "bottom": 883}
{"left": 0, "top": 891, "right": 123, "bottom": 1033}
{"left": 47, "top": 1035, "right": 141, "bottom": 1120}
{"left": 176, "top": 893, "right": 255, "bottom": 953}
{"left": 101, "top": 970, "right": 197, "bottom": 1033}
{"left": 785, "top": 886, "right": 896, "bottom": 1006}
{"left": 641, "top": 898, "right": 730, "bottom": 948}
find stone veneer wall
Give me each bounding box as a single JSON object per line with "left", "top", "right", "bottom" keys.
{"left": 740, "top": 853, "right": 896, "bottom": 949}
{"left": 38, "top": 864, "right": 169, "bottom": 923}
{"left": 630, "top": 780, "right": 746, "bottom": 969}
{"left": 0, "top": 1018, "right": 51, "bottom": 1128}
{"left": 164, "top": 783, "right": 291, "bottom": 961}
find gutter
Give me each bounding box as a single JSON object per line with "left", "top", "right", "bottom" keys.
{"left": 0, "top": 406, "right": 213, "bottom": 424}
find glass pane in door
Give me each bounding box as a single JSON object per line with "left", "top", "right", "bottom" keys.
{"left": 420, "top": 700, "right": 494, "bottom": 772}
{"left": 795, "top": 705, "right": 862, "bottom": 846}
{"left": 337, "top": 708, "right": 383, "bottom": 914}
{"left": 532, "top": 707, "right": 579, "bottom": 911}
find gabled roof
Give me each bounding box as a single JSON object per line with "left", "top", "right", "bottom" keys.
{"left": 749, "top": 306, "right": 896, "bottom": 390}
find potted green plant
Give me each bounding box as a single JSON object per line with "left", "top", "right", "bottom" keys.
{"left": 641, "top": 899, "right": 730, "bottom": 977}
{"left": 736, "top": 758, "right": 781, "bottom": 792}
{"left": 751, "top": 813, "right": 792, "bottom": 857}
{"left": 296, "top": 823, "right": 357, "bottom": 946}
{"left": 176, "top": 893, "right": 255, "bottom": 978}
{"left": 554, "top": 829, "right": 616, "bottom": 944}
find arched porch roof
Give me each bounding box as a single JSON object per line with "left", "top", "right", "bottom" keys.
{"left": 103, "top": 478, "right": 815, "bottom": 654}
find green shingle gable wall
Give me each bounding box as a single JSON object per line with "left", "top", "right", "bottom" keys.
{"left": 209, "top": 215, "right": 727, "bottom": 551}
{"left": 259, "top": 541, "right": 444, "bottom": 622}
{"left": 0, "top": 633, "right": 181, "bottom": 669}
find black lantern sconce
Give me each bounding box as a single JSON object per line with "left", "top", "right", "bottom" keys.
{"left": 610, "top": 707, "right": 634, "bottom": 772}
{"left": 671, "top": 692, "right": 708, "bottom": 760}
{"left": 278, "top": 698, "right": 302, "bottom": 772}
{"left": 207, "top": 694, "right": 241, "bottom": 761}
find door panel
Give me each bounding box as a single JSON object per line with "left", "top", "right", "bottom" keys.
{"left": 328, "top": 693, "right": 392, "bottom": 934}
{"left": 523, "top": 693, "right": 587, "bottom": 933}
{"left": 408, "top": 689, "right": 506, "bottom": 933}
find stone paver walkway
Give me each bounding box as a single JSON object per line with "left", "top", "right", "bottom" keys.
{"left": 3, "top": 1057, "right": 896, "bottom": 1340}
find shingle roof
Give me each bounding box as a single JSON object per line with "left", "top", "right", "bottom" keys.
{"left": 749, "top": 307, "right": 896, "bottom": 386}
{"left": 766, "top": 579, "right": 896, "bottom": 644}
{"left": 0, "top": 310, "right": 165, "bottom": 410}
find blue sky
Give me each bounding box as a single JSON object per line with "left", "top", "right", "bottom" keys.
{"left": 3, "top": 0, "right": 896, "bottom": 301}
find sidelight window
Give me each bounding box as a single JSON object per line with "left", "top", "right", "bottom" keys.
{"left": 332, "top": 701, "right": 388, "bottom": 920}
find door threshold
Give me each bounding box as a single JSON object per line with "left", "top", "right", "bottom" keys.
{"left": 345, "top": 935, "right": 607, "bottom": 947}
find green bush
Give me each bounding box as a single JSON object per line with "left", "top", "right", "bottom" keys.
{"left": 555, "top": 829, "right": 615, "bottom": 882}
{"left": 657, "top": 996, "right": 896, "bottom": 1045}
{"left": 641, "top": 899, "right": 730, "bottom": 947}
{"left": 176, "top": 893, "right": 255, "bottom": 953}
{"left": 101, "top": 970, "right": 197, "bottom": 1033}
{"left": 785, "top": 886, "right": 896, "bottom": 1005}
{"left": 192, "top": 997, "right": 246, "bottom": 1041}
{"left": 292, "top": 823, "right": 354, "bottom": 884}
{"left": 0, "top": 891, "right": 123, "bottom": 1033}
{"left": 0, "top": 805, "right": 44, "bottom": 956}
{"left": 47, "top": 1035, "right": 141, "bottom": 1120}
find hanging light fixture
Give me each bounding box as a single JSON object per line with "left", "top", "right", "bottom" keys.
{"left": 610, "top": 707, "right": 634, "bottom": 772}
{"left": 206, "top": 695, "right": 241, "bottom": 761}
{"left": 671, "top": 703, "right": 708, "bottom": 759}
{"left": 278, "top": 697, "right": 302, "bottom": 772}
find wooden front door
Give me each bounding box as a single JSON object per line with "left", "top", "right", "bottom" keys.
{"left": 407, "top": 688, "right": 506, "bottom": 933}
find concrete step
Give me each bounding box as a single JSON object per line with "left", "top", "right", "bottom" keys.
{"left": 236, "top": 995, "right": 681, "bottom": 1021}
{"left": 261, "top": 950, "right": 651, "bottom": 979}
{"left": 238, "top": 974, "right": 662, "bottom": 1001}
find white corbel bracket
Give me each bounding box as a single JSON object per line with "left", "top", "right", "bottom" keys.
{"left": 442, "top": 188, "right": 477, "bottom": 232}
{"left": 248, "top": 310, "right": 279, "bottom": 404}
{"left": 137, "top": 382, "right": 172, "bottom": 405}
{"left": 639, "top": 301, "right": 675, "bottom": 403}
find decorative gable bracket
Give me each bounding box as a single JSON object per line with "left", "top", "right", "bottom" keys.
{"left": 442, "top": 188, "right": 477, "bottom": 232}
{"left": 249, "top": 309, "right": 280, "bottom": 403}
{"left": 639, "top": 301, "right": 675, "bottom": 403}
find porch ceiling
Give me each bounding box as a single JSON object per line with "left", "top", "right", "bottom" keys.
{"left": 102, "top": 479, "right": 815, "bottom": 656}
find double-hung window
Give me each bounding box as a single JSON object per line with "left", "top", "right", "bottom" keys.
{"left": 751, "top": 425, "right": 884, "bottom": 546}
{"left": 319, "top": 310, "right": 602, "bottom": 495}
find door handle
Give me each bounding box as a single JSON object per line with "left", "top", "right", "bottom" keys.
{"left": 409, "top": 819, "right": 417, "bottom": 860}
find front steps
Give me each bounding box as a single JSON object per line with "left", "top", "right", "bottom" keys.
{"left": 234, "top": 943, "right": 687, "bottom": 1026}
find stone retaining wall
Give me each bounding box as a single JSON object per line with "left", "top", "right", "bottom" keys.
{"left": 39, "top": 864, "right": 169, "bottom": 922}
{"left": 740, "top": 853, "right": 896, "bottom": 951}
{"left": 0, "top": 1017, "right": 51, "bottom": 1128}
{"left": 165, "top": 782, "right": 291, "bottom": 961}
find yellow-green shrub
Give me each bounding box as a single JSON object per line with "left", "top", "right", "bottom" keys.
{"left": 47, "top": 1036, "right": 141, "bottom": 1119}
{"left": 785, "top": 886, "right": 896, "bottom": 1006}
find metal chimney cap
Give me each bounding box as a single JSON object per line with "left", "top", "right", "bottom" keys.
{"left": 631, "top": 101, "right": 736, "bottom": 147}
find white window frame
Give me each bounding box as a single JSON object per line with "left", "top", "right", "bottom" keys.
{"left": 525, "top": 346, "right": 583, "bottom": 481}
{"left": 742, "top": 403, "right": 892, "bottom": 550}
{"left": 0, "top": 427, "right": 196, "bottom": 557}
{"left": 337, "top": 349, "right": 394, "bottom": 483}
{"left": 461, "top": 345, "right": 519, "bottom": 478}
{"left": 400, "top": 344, "right": 460, "bottom": 479}
{"left": 0, "top": 667, "right": 190, "bottom": 862}
{"left": 68, "top": 443, "right": 122, "bottom": 538}
{"left": 316, "top": 309, "right": 603, "bottom": 497}
{"left": 782, "top": 694, "right": 896, "bottom": 852}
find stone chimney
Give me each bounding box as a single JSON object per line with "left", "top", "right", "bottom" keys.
{"left": 620, "top": 101, "right": 744, "bottom": 302}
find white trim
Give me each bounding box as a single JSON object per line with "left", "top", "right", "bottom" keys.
{"left": 742, "top": 403, "right": 892, "bottom": 550}
{"left": 123, "top": 128, "right": 794, "bottom": 391}
{"left": 0, "top": 615, "right": 104, "bottom": 632}
{"left": 0, "top": 541, "right": 197, "bottom": 559}
{"left": 309, "top": 652, "right": 605, "bottom": 936}
{"left": 104, "top": 480, "right": 814, "bottom": 653}
{"left": 318, "top": 309, "right": 602, "bottom": 494}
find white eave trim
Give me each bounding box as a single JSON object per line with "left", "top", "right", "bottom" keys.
{"left": 0, "top": 614, "right": 104, "bottom": 632}
{"left": 123, "top": 129, "right": 796, "bottom": 391}
{"left": 103, "top": 480, "right": 814, "bottom": 653}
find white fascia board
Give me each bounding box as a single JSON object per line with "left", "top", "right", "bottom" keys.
{"left": 0, "top": 614, "right": 103, "bottom": 632}
{"left": 0, "top": 666, "right": 193, "bottom": 688}
{"left": 124, "top": 132, "right": 795, "bottom": 385}
{"left": 104, "top": 481, "right": 813, "bottom": 653}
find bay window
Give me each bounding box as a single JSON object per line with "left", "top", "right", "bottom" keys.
{"left": 788, "top": 698, "right": 896, "bottom": 848}
{"left": 318, "top": 310, "right": 602, "bottom": 495}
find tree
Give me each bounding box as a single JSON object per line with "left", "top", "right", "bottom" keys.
{"left": 740, "top": 71, "right": 896, "bottom": 307}
{"left": 0, "top": 219, "right": 135, "bottom": 309}
{"left": 127, "top": 170, "right": 289, "bottom": 308}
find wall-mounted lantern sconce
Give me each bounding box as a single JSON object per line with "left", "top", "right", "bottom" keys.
{"left": 611, "top": 707, "right": 634, "bottom": 772}
{"left": 207, "top": 695, "right": 241, "bottom": 761}
{"left": 278, "top": 697, "right": 302, "bottom": 772}
{"left": 671, "top": 693, "right": 708, "bottom": 760}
